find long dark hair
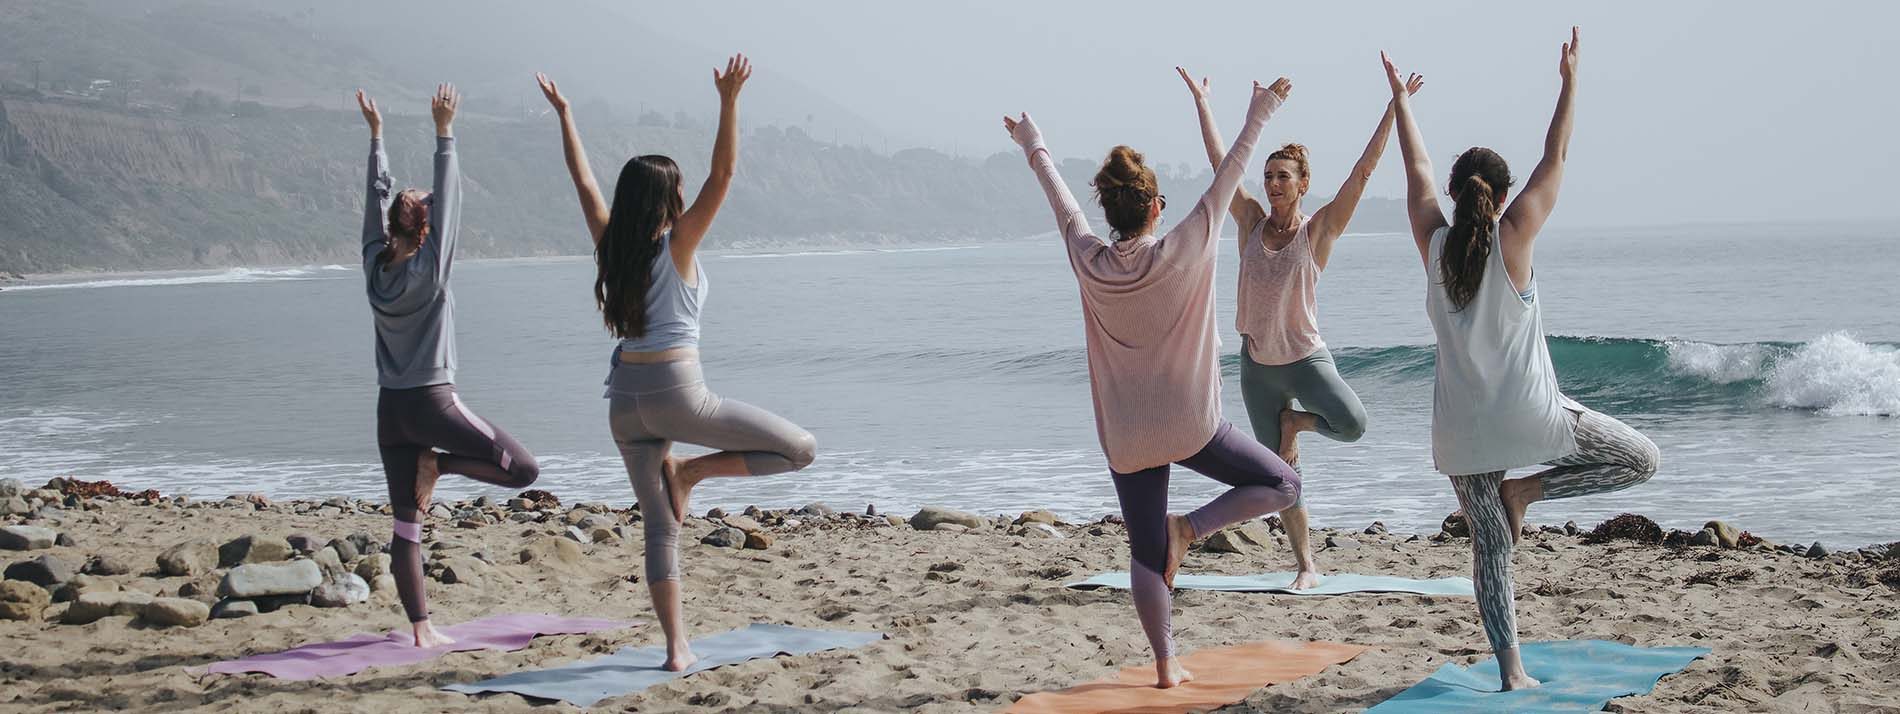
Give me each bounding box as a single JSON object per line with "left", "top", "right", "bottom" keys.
{"left": 596, "top": 155, "right": 684, "bottom": 339}
{"left": 1440, "top": 148, "right": 1513, "bottom": 311}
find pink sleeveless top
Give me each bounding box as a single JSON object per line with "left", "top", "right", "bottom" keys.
{"left": 1236, "top": 216, "right": 1324, "bottom": 365}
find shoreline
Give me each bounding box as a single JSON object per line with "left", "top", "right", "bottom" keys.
{"left": 2, "top": 476, "right": 1897, "bottom": 711}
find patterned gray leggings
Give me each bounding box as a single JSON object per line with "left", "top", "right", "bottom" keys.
{"left": 1449, "top": 406, "right": 1660, "bottom": 654}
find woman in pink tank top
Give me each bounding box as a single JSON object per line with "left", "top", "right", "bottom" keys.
{"left": 1177, "top": 67, "right": 1422, "bottom": 590}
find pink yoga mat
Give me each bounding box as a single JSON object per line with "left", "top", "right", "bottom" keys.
{"left": 198, "top": 613, "right": 635, "bottom": 680}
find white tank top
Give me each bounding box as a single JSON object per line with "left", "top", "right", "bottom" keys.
{"left": 1425, "top": 225, "right": 1579, "bottom": 475}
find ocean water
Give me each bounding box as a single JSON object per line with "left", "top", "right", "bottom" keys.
{"left": 2, "top": 221, "right": 1897, "bottom": 547}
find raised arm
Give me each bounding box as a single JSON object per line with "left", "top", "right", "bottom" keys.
{"left": 1003, "top": 112, "right": 1096, "bottom": 252}
{"left": 426, "top": 84, "right": 462, "bottom": 279}
{"left": 1163, "top": 78, "right": 1287, "bottom": 267}
{"left": 1383, "top": 52, "right": 1444, "bottom": 266}
{"left": 536, "top": 73, "right": 610, "bottom": 245}
{"left": 1177, "top": 67, "right": 1265, "bottom": 235}
{"left": 670, "top": 54, "right": 751, "bottom": 268}
{"left": 1308, "top": 74, "right": 1424, "bottom": 269}
{"left": 1499, "top": 26, "right": 1580, "bottom": 267}
{"left": 357, "top": 90, "right": 392, "bottom": 249}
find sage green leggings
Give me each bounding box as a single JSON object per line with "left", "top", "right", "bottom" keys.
{"left": 1237, "top": 344, "right": 1369, "bottom": 505}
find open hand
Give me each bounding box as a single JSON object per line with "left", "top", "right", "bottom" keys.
{"left": 431, "top": 83, "right": 460, "bottom": 135}
{"left": 1256, "top": 77, "right": 1292, "bottom": 102}
{"left": 1380, "top": 51, "right": 1409, "bottom": 97}
{"left": 715, "top": 54, "right": 752, "bottom": 103}
{"left": 1559, "top": 26, "right": 1580, "bottom": 82}
{"left": 356, "top": 89, "right": 381, "bottom": 137}
{"left": 534, "top": 73, "right": 568, "bottom": 113}
{"left": 1406, "top": 73, "right": 1425, "bottom": 96}
{"left": 1002, "top": 112, "right": 1042, "bottom": 149}
{"left": 1176, "top": 66, "right": 1210, "bottom": 102}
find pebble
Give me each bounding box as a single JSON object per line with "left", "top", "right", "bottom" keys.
{"left": 219, "top": 560, "right": 322, "bottom": 598}
{"left": 1364, "top": 522, "right": 1389, "bottom": 536}
{"left": 1014, "top": 510, "right": 1062, "bottom": 527}
{"left": 177, "top": 574, "right": 224, "bottom": 604}
{"left": 81, "top": 554, "right": 134, "bottom": 576}
{"left": 591, "top": 527, "right": 620, "bottom": 544}
{"left": 578, "top": 514, "right": 617, "bottom": 532}
{"left": 701, "top": 527, "right": 744, "bottom": 548}
{"left": 721, "top": 515, "right": 765, "bottom": 534}
{"left": 705, "top": 507, "right": 728, "bottom": 520}
{"left": 865, "top": 503, "right": 878, "bottom": 517}
{"left": 1704, "top": 520, "right": 1742, "bottom": 549}
{"left": 312, "top": 547, "right": 346, "bottom": 577}
{"left": 1805, "top": 542, "right": 1829, "bottom": 559}
{"left": 285, "top": 534, "right": 322, "bottom": 554}
{"left": 63, "top": 591, "right": 153, "bottom": 624}
{"left": 211, "top": 599, "right": 260, "bottom": 619}
{"left": 371, "top": 574, "right": 397, "bottom": 594}
{"left": 744, "top": 531, "right": 774, "bottom": 549}
{"left": 507, "top": 498, "right": 535, "bottom": 511}
{"left": 1325, "top": 535, "right": 1362, "bottom": 550}
{"left": 795, "top": 502, "right": 836, "bottom": 518}
{"left": 52, "top": 573, "right": 120, "bottom": 603}
{"left": 1441, "top": 511, "right": 1470, "bottom": 538}
{"left": 909, "top": 506, "right": 987, "bottom": 531}
{"left": 311, "top": 573, "right": 371, "bottom": 608}
{"left": 327, "top": 538, "right": 360, "bottom": 562}
{"left": 564, "top": 526, "right": 591, "bottom": 543}
{"left": 1691, "top": 528, "right": 1720, "bottom": 547}
{"left": 142, "top": 598, "right": 210, "bottom": 627}
{"left": 1201, "top": 522, "right": 1273, "bottom": 554}
{"left": 0, "top": 580, "right": 52, "bottom": 621}
{"left": 217, "top": 535, "right": 292, "bottom": 568}
{"left": 5, "top": 554, "right": 75, "bottom": 586}
{"left": 0, "top": 525, "right": 58, "bottom": 551}
{"left": 354, "top": 553, "right": 392, "bottom": 582}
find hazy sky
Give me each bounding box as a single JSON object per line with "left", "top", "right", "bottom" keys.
{"left": 622, "top": 1, "right": 1897, "bottom": 228}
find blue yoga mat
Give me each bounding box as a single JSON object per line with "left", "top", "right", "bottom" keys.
{"left": 1067, "top": 571, "right": 1474, "bottom": 596}
{"left": 443, "top": 623, "right": 884, "bottom": 706}
{"left": 1365, "top": 640, "right": 1710, "bottom": 713}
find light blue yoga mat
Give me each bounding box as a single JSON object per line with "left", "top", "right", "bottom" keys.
{"left": 1365, "top": 640, "right": 1710, "bottom": 713}
{"left": 443, "top": 623, "right": 884, "bottom": 706}
{"left": 1067, "top": 571, "right": 1475, "bottom": 596}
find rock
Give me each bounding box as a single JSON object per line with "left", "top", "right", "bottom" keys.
{"left": 428, "top": 504, "right": 452, "bottom": 519}
{"left": 346, "top": 533, "right": 383, "bottom": 556}
{"left": 886, "top": 516, "right": 905, "bottom": 527}
{"left": 909, "top": 507, "right": 987, "bottom": 531}
{"left": 354, "top": 553, "right": 392, "bottom": 582}
{"left": 1201, "top": 521, "right": 1274, "bottom": 554}
{"left": 142, "top": 598, "right": 210, "bottom": 627}
{"left": 5, "top": 554, "right": 75, "bottom": 586}
{"left": 744, "top": 531, "right": 774, "bottom": 549}
{"left": 591, "top": 527, "right": 620, "bottom": 544}
{"left": 312, "top": 547, "right": 346, "bottom": 577}
{"left": 1441, "top": 511, "right": 1470, "bottom": 538}
{"left": 1703, "top": 520, "right": 1742, "bottom": 549}
{"left": 0, "top": 497, "right": 27, "bottom": 516}
{"left": 1364, "top": 522, "right": 1388, "bottom": 535}
{"left": 718, "top": 515, "right": 763, "bottom": 534}
{"left": 177, "top": 574, "right": 223, "bottom": 604}
{"left": 701, "top": 527, "right": 744, "bottom": 548}
{"left": 579, "top": 514, "right": 618, "bottom": 532}
{"left": 285, "top": 534, "right": 322, "bottom": 554}
{"left": 0, "top": 580, "right": 52, "bottom": 621}
{"left": 371, "top": 574, "right": 397, "bottom": 594}
{"left": 218, "top": 535, "right": 292, "bottom": 568}
{"left": 1563, "top": 521, "right": 1581, "bottom": 536}
{"left": 80, "top": 554, "right": 133, "bottom": 576}
{"left": 252, "top": 592, "right": 311, "bottom": 613}
{"left": 210, "top": 599, "right": 258, "bottom": 619}
{"left": 0, "top": 526, "right": 57, "bottom": 551}
{"left": 931, "top": 523, "right": 970, "bottom": 533}
{"left": 0, "top": 478, "right": 21, "bottom": 499}
{"left": 1014, "top": 510, "right": 1062, "bottom": 527}
{"left": 437, "top": 556, "right": 487, "bottom": 586}
{"left": 63, "top": 591, "right": 153, "bottom": 624}
{"left": 52, "top": 573, "right": 119, "bottom": 602}
{"left": 518, "top": 537, "right": 584, "bottom": 567}
{"left": 508, "top": 498, "right": 535, "bottom": 511}
{"left": 473, "top": 495, "right": 493, "bottom": 508}
{"left": 796, "top": 502, "right": 836, "bottom": 518}
{"left": 311, "top": 574, "right": 371, "bottom": 608}
{"left": 705, "top": 507, "right": 728, "bottom": 520}
{"left": 1022, "top": 523, "right": 1063, "bottom": 539}
{"left": 1805, "top": 542, "right": 1829, "bottom": 559}
{"left": 564, "top": 526, "right": 591, "bottom": 543}
{"left": 1662, "top": 529, "right": 1696, "bottom": 548}
{"left": 1690, "top": 528, "right": 1720, "bottom": 547}
{"left": 865, "top": 503, "right": 878, "bottom": 516}
{"left": 1326, "top": 535, "right": 1362, "bottom": 550}
{"left": 218, "top": 560, "right": 322, "bottom": 598}
{"left": 326, "top": 538, "right": 360, "bottom": 563}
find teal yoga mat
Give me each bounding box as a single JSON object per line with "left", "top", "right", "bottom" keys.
{"left": 443, "top": 623, "right": 883, "bottom": 706}
{"left": 1067, "top": 571, "right": 1475, "bottom": 596}
{"left": 1365, "top": 640, "right": 1710, "bottom": 713}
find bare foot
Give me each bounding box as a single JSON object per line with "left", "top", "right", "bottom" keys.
{"left": 1290, "top": 569, "right": 1322, "bottom": 590}
{"left": 412, "top": 619, "right": 456, "bottom": 648}
{"left": 1164, "top": 514, "right": 1195, "bottom": 590}
{"left": 414, "top": 450, "right": 442, "bottom": 513}
{"left": 1278, "top": 409, "right": 1314, "bottom": 466}
{"left": 1498, "top": 646, "right": 1541, "bottom": 690}
{"left": 1502, "top": 671, "right": 1543, "bottom": 691}
{"left": 1499, "top": 477, "right": 1538, "bottom": 545}
{"left": 1156, "top": 657, "right": 1194, "bottom": 689}
{"left": 663, "top": 645, "right": 699, "bottom": 672}
{"left": 661, "top": 456, "right": 692, "bottom": 523}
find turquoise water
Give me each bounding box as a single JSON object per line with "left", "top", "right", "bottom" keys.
{"left": 2, "top": 221, "right": 1896, "bottom": 546}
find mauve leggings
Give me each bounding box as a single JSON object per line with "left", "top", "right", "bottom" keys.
{"left": 1111, "top": 421, "right": 1301, "bottom": 659}
{"left": 377, "top": 384, "right": 540, "bottom": 623}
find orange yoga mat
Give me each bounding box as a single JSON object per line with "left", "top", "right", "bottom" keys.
{"left": 1004, "top": 640, "right": 1369, "bottom": 714}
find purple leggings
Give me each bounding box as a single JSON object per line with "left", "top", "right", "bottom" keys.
{"left": 1111, "top": 421, "right": 1301, "bottom": 659}
{"left": 377, "top": 385, "right": 539, "bottom": 622}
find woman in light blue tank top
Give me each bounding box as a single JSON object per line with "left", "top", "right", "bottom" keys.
{"left": 537, "top": 56, "right": 816, "bottom": 673}
{"left": 1387, "top": 31, "right": 1659, "bottom": 692}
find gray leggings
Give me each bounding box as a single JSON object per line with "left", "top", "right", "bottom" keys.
{"left": 606, "top": 360, "right": 816, "bottom": 582}
{"left": 1450, "top": 405, "right": 1660, "bottom": 654}
{"left": 1238, "top": 344, "right": 1369, "bottom": 504}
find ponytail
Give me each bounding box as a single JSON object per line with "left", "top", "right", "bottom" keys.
{"left": 1440, "top": 148, "right": 1514, "bottom": 311}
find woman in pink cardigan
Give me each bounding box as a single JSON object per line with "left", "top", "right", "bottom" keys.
{"left": 1001, "top": 77, "right": 1300, "bottom": 689}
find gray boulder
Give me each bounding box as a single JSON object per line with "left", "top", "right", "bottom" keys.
{"left": 701, "top": 527, "right": 744, "bottom": 549}
{"left": 63, "top": 591, "right": 154, "bottom": 624}
{"left": 0, "top": 525, "right": 57, "bottom": 551}
{"left": 218, "top": 560, "right": 322, "bottom": 598}
{"left": 142, "top": 598, "right": 210, "bottom": 628}
{"left": 157, "top": 540, "right": 218, "bottom": 577}
{"left": 909, "top": 507, "right": 987, "bottom": 531}
{"left": 311, "top": 573, "right": 371, "bottom": 608}
{"left": 5, "top": 554, "right": 74, "bottom": 587}
{"left": 218, "top": 535, "right": 292, "bottom": 568}
{"left": 211, "top": 599, "right": 260, "bottom": 619}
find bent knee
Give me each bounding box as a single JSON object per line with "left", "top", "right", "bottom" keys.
{"left": 1334, "top": 415, "right": 1368, "bottom": 443}
{"left": 785, "top": 430, "right": 817, "bottom": 471}
{"left": 510, "top": 458, "right": 542, "bottom": 488}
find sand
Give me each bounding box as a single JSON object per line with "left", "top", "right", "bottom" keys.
{"left": 1, "top": 486, "right": 1896, "bottom": 713}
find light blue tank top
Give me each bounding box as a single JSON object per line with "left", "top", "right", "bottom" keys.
{"left": 617, "top": 233, "right": 706, "bottom": 352}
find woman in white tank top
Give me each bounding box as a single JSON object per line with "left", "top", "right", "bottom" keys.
{"left": 1386, "top": 29, "right": 1660, "bottom": 692}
